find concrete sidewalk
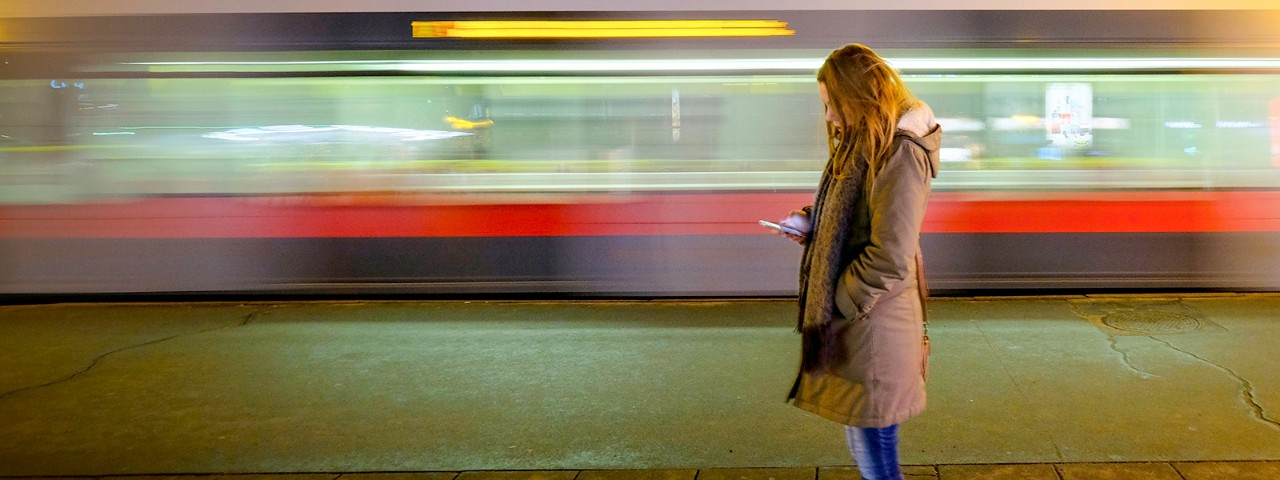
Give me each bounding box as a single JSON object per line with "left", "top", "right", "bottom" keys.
{"left": 0, "top": 295, "right": 1278, "bottom": 477}
{"left": 2, "top": 462, "right": 1276, "bottom": 479}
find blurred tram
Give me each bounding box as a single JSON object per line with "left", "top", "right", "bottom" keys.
{"left": 2, "top": 8, "right": 1280, "bottom": 296}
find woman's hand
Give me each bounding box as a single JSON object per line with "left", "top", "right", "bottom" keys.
{"left": 774, "top": 210, "right": 811, "bottom": 245}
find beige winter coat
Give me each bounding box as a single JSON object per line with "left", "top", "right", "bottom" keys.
{"left": 789, "top": 106, "right": 941, "bottom": 428}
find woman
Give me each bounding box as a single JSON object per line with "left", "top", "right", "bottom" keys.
{"left": 773, "top": 44, "right": 940, "bottom": 480}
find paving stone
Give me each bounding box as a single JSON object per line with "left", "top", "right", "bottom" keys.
{"left": 817, "top": 466, "right": 859, "bottom": 480}
{"left": 1175, "top": 461, "right": 1280, "bottom": 480}
{"left": 98, "top": 475, "right": 339, "bottom": 480}
{"left": 937, "top": 464, "right": 1059, "bottom": 480}
{"left": 819, "top": 466, "right": 938, "bottom": 479}
{"left": 338, "top": 474, "right": 460, "bottom": 480}
{"left": 694, "top": 467, "right": 815, "bottom": 480}
{"left": 903, "top": 466, "right": 940, "bottom": 480}
{"left": 1057, "top": 463, "right": 1181, "bottom": 480}
{"left": 454, "top": 472, "right": 578, "bottom": 480}
{"left": 210, "top": 475, "right": 341, "bottom": 480}
{"left": 577, "top": 469, "right": 697, "bottom": 480}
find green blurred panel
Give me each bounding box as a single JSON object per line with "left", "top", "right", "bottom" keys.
{"left": 3, "top": 64, "right": 1279, "bottom": 202}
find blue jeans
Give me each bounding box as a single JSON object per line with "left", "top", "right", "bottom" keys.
{"left": 845, "top": 424, "right": 903, "bottom": 480}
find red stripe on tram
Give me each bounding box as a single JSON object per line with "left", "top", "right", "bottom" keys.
{"left": 2, "top": 191, "right": 1279, "bottom": 239}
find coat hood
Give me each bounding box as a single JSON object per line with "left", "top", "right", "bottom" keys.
{"left": 897, "top": 102, "right": 942, "bottom": 179}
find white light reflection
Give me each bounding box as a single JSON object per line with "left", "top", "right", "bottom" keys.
{"left": 1216, "top": 120, "right": 1265, "bottom": 129}
{"left": 201, "top": 124, "right": 471, "bottom": 141}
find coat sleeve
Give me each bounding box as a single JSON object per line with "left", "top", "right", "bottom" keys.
{"left": 834, "top": 141, "right": 932, "bottom": 320}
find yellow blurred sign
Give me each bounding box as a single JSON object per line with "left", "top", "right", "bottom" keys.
{"left": 412, "top": 20, "right": 795, "bottom": 39}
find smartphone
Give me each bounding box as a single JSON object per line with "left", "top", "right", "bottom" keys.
{"left": 759, "top": 220, "right": 804, "bottom": 236}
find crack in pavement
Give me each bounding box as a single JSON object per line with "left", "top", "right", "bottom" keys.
{"left": 0, "top": 308, "right": 267, "bottom": 403}
{"left": 1068, "top": 301, "right": 1163, "bottom": 379}
{"left": 1105, "top": 334, "right": 1159, "bottom": 379}
{"left": 1149, "top": 336, "right": 1280, "bottom": 431}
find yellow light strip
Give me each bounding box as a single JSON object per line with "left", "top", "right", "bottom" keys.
{"left": 411, "top": 20, "right": 795, "bottom": 39}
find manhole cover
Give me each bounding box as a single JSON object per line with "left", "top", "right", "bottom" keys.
{"left": 1102, "top": 310, "right": 1201, "bottom": 334}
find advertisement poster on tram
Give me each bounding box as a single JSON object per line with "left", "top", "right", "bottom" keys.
{"left": 1046, "top": 83, "right": 1092, "bottom": 148}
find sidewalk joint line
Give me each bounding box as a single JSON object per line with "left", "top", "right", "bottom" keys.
{"left": 971, "top": 319, "right": 1066, "bottom": 461}
{"left": 1170, "top": 462, "right": 1192, "bottom": 480}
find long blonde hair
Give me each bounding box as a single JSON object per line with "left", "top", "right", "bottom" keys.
{"left": 817, "top": 44, "right": 917, "bottom": 177}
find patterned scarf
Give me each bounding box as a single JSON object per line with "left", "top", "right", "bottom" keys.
{"left": 798, "top": 152, "right": 868, "bottom": 330}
